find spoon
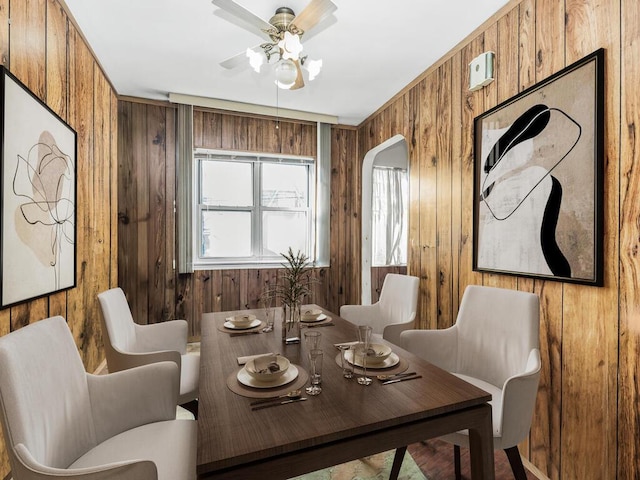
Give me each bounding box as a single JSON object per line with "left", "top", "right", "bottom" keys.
{"left": 249, "top": 389, "right": 303, "bottom": 406}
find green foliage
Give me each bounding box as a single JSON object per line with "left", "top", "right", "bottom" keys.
{"left": 270, "top": 247, "right": 315, "bottom": 307}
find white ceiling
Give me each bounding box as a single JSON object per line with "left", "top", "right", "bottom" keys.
{"left": 63, "top": 0, "right": 509, "bottom": 125}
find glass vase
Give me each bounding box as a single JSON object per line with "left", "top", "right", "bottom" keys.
{"left": 282, "top": 301, "right": 301, "bottom": 344}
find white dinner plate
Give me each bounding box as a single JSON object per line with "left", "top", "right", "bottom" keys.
{"left": 237, "top": 364, "right": 299, "bottom": 389}
{"left": 346, "top": 351, "right": 400, "bottom": 369}
{"left": 224, "top": 319, "right": 262, "bottom": 330}
{"left": 300, "top": 313, "right": 328, "bottom": 323}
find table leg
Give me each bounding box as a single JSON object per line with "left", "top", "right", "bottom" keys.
{"left": 389, "top": 446, "right": 407, "bottom": 480}
{"left": 467, "top": 404, "right": 495, "bottom": 479}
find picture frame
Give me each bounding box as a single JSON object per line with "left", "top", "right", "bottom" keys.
{"left": 472, "top": 48, "right": 604, "bottom": 286}
{"left": 0, "top": 67, "right": 77, "bottom": 307}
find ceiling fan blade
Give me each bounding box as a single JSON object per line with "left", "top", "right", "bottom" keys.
{"left": 220, "top": 50, "right": 250, "bottom": 70}
{"left": 290, "top": 60, "right": 305, "bottom": 90}
{"left": 292, "top": 0, "right": 337, "bottom": 34}
{"left": 212, "top": 0, "right": 273, "bottom": 38}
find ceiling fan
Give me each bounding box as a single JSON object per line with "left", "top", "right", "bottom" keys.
{"left": 212, "top": 0, "right": 338, "bottom": 90}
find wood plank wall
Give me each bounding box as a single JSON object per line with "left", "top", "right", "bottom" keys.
{"left": 359, "top": 0, "right": 636, "bottom": 478}
{"left": 0, "top": 0, "right": 118, "bottom": 476}
{"left": 118, "top": 105, "right": 397, "bottom": 337}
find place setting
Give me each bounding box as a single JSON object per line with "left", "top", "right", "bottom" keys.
{"left": 216, "top": 313, "right": 267, "bottom": 336}
{"left": 299, "top": 307, "right": 334, "bottom": 328}
{"left": 334, "top": 325, "right": 414, "bottom": 384}
{"left": 226, "top": 353, "right": 309, "bottom": 401}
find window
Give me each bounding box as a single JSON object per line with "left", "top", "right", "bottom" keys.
{"left": 371, "top": 167, "right": 408, "bottom": 266}
{"left": 194, "top": 150, "right": 316, "bottom": 268}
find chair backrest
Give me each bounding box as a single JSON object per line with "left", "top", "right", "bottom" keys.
{"left": 98, "top": 287, "right": 137, "bottom": 352}
{"left": 0, "top": 316, "right": 96, "bottom": 470}
{"left": 378, "top": 273, "right": 420, "bottom": 325}
{"left": 455, "top": 285, "right": 540, "bottom": 388}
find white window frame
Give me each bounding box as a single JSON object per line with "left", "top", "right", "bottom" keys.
{"left": 192, "top": 149, "right": 317, "bottom": 269}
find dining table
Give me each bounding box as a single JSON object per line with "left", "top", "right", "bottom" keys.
{"left": 196, "top": 305, "right": 495, "bottom": 479}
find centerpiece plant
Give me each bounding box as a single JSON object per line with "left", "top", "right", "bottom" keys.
{"left": 271, "top": 247, "right": 315, "bottom": 343}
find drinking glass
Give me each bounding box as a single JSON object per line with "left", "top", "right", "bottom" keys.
{"left": 260, "top": 291, "right": 274, "bottom": 332}
{"left": 337, "top": 345, "right": 354, "bottom": 379}
{"left": 305, "top": 349, "right": 323, "bottom": 395}
{"left": 303, "top": 330, "right": 322, "bottom": 351}
{"left": 357, "top": 325, "right": 373, "bottom": 386}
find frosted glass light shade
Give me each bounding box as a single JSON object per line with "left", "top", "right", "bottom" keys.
{"left": 275, "top": 59, "right": 297, "bottom": 88}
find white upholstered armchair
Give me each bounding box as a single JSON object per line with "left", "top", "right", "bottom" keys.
{"left": 340, "top": 273, "right": 419, "bottom": 346}
{"left": 97, "top": 287, "right": 199, "bottom": 405}
{"left": 0, "top": 316, "right": 196, "bottom": 480}
{"left": 400, "top": 285, "right": 541, "bottom": 480}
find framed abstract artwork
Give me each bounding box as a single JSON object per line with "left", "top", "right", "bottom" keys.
{"left": 473, "top": 49, "right": 604, "bottom": 286}
{"left": 0, "top": 67, "right": 77, "bottom": 307}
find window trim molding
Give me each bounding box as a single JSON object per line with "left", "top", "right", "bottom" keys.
{"left": 192, "top": 148, "right": 318, "bottom": 270}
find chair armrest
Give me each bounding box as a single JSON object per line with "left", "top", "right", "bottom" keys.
{"left": 500, "top": 349, "right": 542, "bottom": 447}
{"left": 134, "top": 320, "right": 188, "bottom": 355}
{"left": 400, "top": 326, "right": 458, "bottom": 372}
{"left": 13, "top": 443, "right": 158, "bottom": 480}
{"left": 87, "top": 362, "right": 179, "bottom": 444}
{"left": 106, "top": 344, "right": 182, "bottom": 374}
{"left": 381, "top": 312, "right": 416, "bottom": 346}
{"left": 339, "top": 304, "right": 379, "bottom": 324}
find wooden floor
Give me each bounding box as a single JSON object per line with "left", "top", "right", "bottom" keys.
{"left": 407, "top": 439, "right": 538, "bottom": 480}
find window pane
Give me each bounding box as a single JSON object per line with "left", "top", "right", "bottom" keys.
{"left": 262, "top": 163, "right": 308, "bottom": 208}
{"left": 262, "top": 211, "right": 308, "bottom": 257}
{"left": 201, "top": 211, "right": 251, "bottom": 257}
{"left": 201, "top": 161, "right": 253, "bottom": 207}
{"left": 372, "top": 168, "right": 408, "bottom": 266}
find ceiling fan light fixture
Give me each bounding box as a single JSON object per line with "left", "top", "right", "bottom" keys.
{"left": 246, "top": 48, "right": 264, "bottom": 73}
{"left": 274, "top": 58, "right": 298, "bottom": 88}
{"left": 278, "top": 31, "right": 303, "bottom": 60}
{"left": 305, "top": 58, "right": 322, "bottom": 81}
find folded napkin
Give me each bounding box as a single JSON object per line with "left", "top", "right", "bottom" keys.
{"left": 237, "top": 352, "right": 274, "bottom": 365}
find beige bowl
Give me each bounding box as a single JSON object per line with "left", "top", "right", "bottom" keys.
{"left": 245, "top": 355, "right": 290, "bottom": 382}
{"left": 301, "top": 308, "right": 323, "bottom": 321}
{"left": 230, "top": 313, "right": 256, "bottom": 328}
{"left": 354, "top": 343, "right": 393, "bottom": 365}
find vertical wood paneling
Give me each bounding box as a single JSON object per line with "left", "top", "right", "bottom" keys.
{"left": 407, "top": 86, "right": 421, "bottom": 298}
{"left": 164, "top": 108, "right": 176, "bottom": 322}
{"left": 436, "top": 62, "right": 453, "bottom": 329}
{"left": 418, "top": 76, "right": 438, "bottom": 329}
{"left": 562, "top": 1, "right": 620, "bottom": 478}
{"left": 449, "top": 52, "right": 463, "bottom": 319}
{"left": 0, "top": 0, "right": 7, "bottom": 66}
{"left": 0, "top": 0, "right": 118, "bottom": 476}
{"left": 530, "top": 2, "right": 564, "bottom": 478}
{"left": 457, "top": 36, "right": 485, "bottom": 298}
{"left": 45, "top": 0, "right": 67, "bottom": 119}
{"left": 9, "top": 0, "right": 45, "bottom": 99}
{"left": 147, "top": 105, "right": 167, "bottom": 323}
{"left": 619, "top": 2, "right": 640, "bottom": 478}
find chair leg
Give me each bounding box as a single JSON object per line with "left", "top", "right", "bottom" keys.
{"left": 181, "top": 399, "right": 199, "bottom": 419}
{"left": 454, "top": 444, "right": 462, "bottom": 480}
{"left": 389, "top": 446, "right": 407, "bottom": 480}
{"left": 504, "top": 446, "right": 527, "bottom": 480}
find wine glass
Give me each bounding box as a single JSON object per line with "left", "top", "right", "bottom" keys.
{"left": 357, "top": 325, "right": 373, "bottom": 385}
{"left": 305, "top": 349, "right": 323, "bottom": 396}
{"left": 260, "top": 291, "right": 274, "bottom": 332}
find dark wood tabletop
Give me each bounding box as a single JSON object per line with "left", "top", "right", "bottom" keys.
{"left": 197, "top": 305, "right": 495, "bottom": 479}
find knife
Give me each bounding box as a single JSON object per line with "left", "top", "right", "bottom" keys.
{"left": 251, "top": 397, "right": 308, "bottom": 410}
{"left": 381, "top": 374, "right": 422, "bottom": 385}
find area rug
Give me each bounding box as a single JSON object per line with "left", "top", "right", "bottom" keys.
{"left": 289, "top": 449, "right": 427, "bottom": 480}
